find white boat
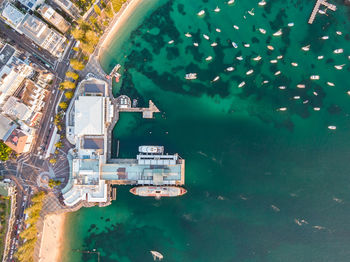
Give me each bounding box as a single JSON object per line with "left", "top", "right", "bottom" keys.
{"left": 293, "top": 96, "right": 300, "bottom": 99}
{"left": 236, "top": 56, "right": 243, "bottom": 60}
{"left": 270, "top": 59, "right": 278, "bottom": 63}
{"left": 259, "top": 28, "right": 266, "bottom": 34}
{"left": 334, "top": 64, "right": 345, "bottom": 70}
{"left": 212, "top": 76, "right": 220, "bottom": 82}
{"left": 317, "top": 56, "right": 324, "bottom": 60}
{"left": 246, "top": 69, "right": 254, "bottom": 75}
{"left": 248, "top": 8, "right": 255, "bottom": 16}
{"left": 203, "top": 34, "right": 210, "bottom": 40}
{"left": 185, "top": 73, "right": 197, "bottom": 80}
{"left": 211, "top": 42, "right": 218, "bottom": 47}
{"left": 244, "top": 43, "right": 250, "bottom": 48}
{"left": 197, "top": 10, "right": 205, "bottom": 16}
{"left": 226, "top": 67, "right": 235, "bottom": 71}
{"left": 327, "top": 82, "right": 335, "bottom": 86}
{"left": 291, "top": 62, "right": 298, "bottom": 67}
{"left": 214, "top": 6, "right": 220, "bottom": 12}
{"left": 321, "top": 36, "right": 329, "bottom": 40}
{"left": 318, "top": 9, "right": 326, "bottom": 14}
{"left": 216, "top": 28, "right": 221, "bottom": 32}
{"left": 278, "top": 86, "right": 286, "bottom": 90}
{"left": 301, "top": 45, "right": 310, "bottom": 51}
{"left": 228, "top": 0, "right": 235, "bottom": 5}
{"left": 262, "top": 80, "right": 269, "bottom": 84}
{"left": 336, "top": 31, "right": 342, "bottom": 35}
{"left": 267, "top": 45, "right": 274, "bottom": 50}
{"left": 303, "top": 100, "right": 309, "bottom": 104}
{"left": 273, "top": 29, "right": 282, "bottom": 36}
{"left": 233, "top": 25, "right": 239, "bottom": 30}
{"left": 277, "top": 55, "right": 283, "bottom": 59}
{"left": 328, "top": 126, "right": 336, "bottom": 130}
{"left": 278, "top": 107, "right": 287, "bottom": 111}
{"left": 297, "top": 84, "right": 305, "bottom": 88}
{"left": 313, "top": 91, "right": 318, "bottom": 96}
{"left": 274, "top": 71, "right": 281, "bottom": 76}
{"left": 185, "top": 33, "right": 192, "bottom": 38}
{"left": 258, "top": 0, "right": 266, "bottom": 6}
{"left": 333, "top": 49, "right": 343, "bottom": 54}
{"left": 314, "top": 107, "right": 320, "bottom": 111}
{"left": 310, "top": 75, "right": 319, "bottom": 80}
{"left": 150, "top": 250, "right": 164, "bottom": 261}
{"left": 139, "top": 146, "right": 164, "bottom": 154}
{"left": 205, "top": 56, "right": 213, "bottom": 61}
{"left": 232, "top": 41, "right": 238, "bottom": 48}
{"left": 238, "top": 81, "right": 245, "bottom": 88}
{"left": 253, "top": 55, "right": 261, "bottom": 61}
{"left": 193, "top": 42, "right": 199, "bottom": 47}
{"left": 347, "top": 91, "right": 350, "bottom": 95}
{"left": 288, "top": 22, "right": 294, "bottom": 27}
{"left": 168, "top": 40, "right": 174, "bottom": 44}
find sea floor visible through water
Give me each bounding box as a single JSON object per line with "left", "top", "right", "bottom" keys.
{"left": 63, "top": 0, "right": 350, "bottom": 261}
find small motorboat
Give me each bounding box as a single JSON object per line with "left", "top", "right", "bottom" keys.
{"left": 273, "top": 29, "right": 282, "bottom": 36}
{"left": 193, "top": 42, "right": 199, "bottom": 47}
{"left": 232, "top": 41, "right": 238, "bottom": 48}
{"left": 212, "top": 76, "right": 220, "bottom": 82}
{"left": 214, "top": 6, "right": 220, "bottom": 12}
{"left": 248, "top": 8, "right": 255, "bottom": 16}
{"left": 267, "top": 45, "right": 274, "bottom": 50}
{"left": 328, "top": 126, "right": 336, "bottom": 130}
{"left": 233, "top": 25, "right": 239, "bottom": 30}
{"left": 291, "top": 62, "right": 298, "bottom": 67}
{"left": 314, "top": 107, "right": 321, "bottom": 111}
{"left": 205, "top": 56, "right": 213, "bottom": 61}
{"left": 318, "top": 9, "right": 326, "bottom": 14}
{"left": 270, "top": 59, "right": 278, "bottom": 63}
{"left": 321, "top": 36, "right": 329, "bottom": 40}
{"left": 277, "top": 55, "right": 283, "bottom": 59}
{"left": 226, "top": 67, "right": 235, "bottom": 71}
{"left": 168, "top": 40, "right": 174, "bottom": 44}
{"left": 185, "top": 73, "right": 197, "bottom": 80}
{"left": 297, "top": 84, "right": 305, "bottom": 88}
{"left": 336, "top": 31, "right": 342, "bottom": 35}
{"left": 238, "top": 81, "right": 245, "bottom": 88}
{"left": 228, "top": 0, "right": 235, "bottom": 4}
{"left": 216, "top": 28, "right": 221, "bottom": 32}
{"left": 203, "top": 34, "right": 210, "bottom": 40}
{"left": 259, "top": 28, "right": 266, "bottom": 34}
{"left": 317, "top": 56, "right": 324, "bottom": 60}
{"left": 258, "top": 0, "right": 266, "bottom": 6}
{"left": 278, "top": 107, "right": 287, "bottom": 111}
{"left": 301, "top": 45, "right": 310, "bottom": 51}
{"left": 327, "top": 82, "right": 335, "bottom": 86}
{"left": 333, "top": 49, "right": 343, "bottom": 54}
{"left": 334, "top": 64, "right": 345, "bottom": 70}
{"left": 185, "top": 33, "right": 192, "bottom": 38}
{"left": 313, "top": 91, "right": 318, "bottom": 96}
{"left": 310, "top": 75, "right": 319, "bottom": 80}
{"left": 211, "top": 42, "right": 218, "bottom": 47}
{"left": 197, "top": 10, "right": 205, "bottom": 16}
{"left": 278, "top": 86, "right": 286, "bottom": 90}
{"left": 236, "top": 56, "right": 243, "bottom": 60}
{"left": 288, "top": 22, "right": 294, "bottom": 27}
{"left": 246, "top": 69, "right": 254, "bottom": 75}
{"left": 244, "top": 43, "right": 250, "bottom": 48}
{"left": 253, "top": 55, "right": 261, "bottom": 61}
{"left": 262, "top": 80, "right": 269, "bottom": 84}
{"left": 274, "top": 71, "right": 281, "bottom": 76}
{"left": 293, "top": 96, "right": 300, "bottom": 99}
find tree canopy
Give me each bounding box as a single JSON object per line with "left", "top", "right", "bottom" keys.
{"left": 70, "top": 59, "right": 85, "bottom": 71}
{"left": 59, "top": 102, "right": 68, "bottom": 110}
{"left": 60, "top": 81, "right": 76, "bottom": 90}
{"left": 0, "top": 142, "right": 12, "bottom": 161}
{"left": 65, "top": 71, "right": 79, "bottom": 80}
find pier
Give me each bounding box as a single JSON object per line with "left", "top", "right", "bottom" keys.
{"left": 308, "top": 0, "right": 336, "bottom": 24}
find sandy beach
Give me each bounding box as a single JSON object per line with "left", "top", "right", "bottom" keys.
{"left": 38, "top": 213, "right": 66, "bottom": 262}
{"left": 98, "top": 0, "right": 144, "bottom": 56}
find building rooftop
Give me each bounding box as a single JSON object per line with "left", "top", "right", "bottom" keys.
{"left": 0, "top": 44, "right": 16, "bottom": 70}
{"left": 18, "top": 14, "right": 49, "bottom": 46}
{"left": 74, "top": 96, "right": 105, "bottom": 136}
{"left": 84, "top": 82, "right": 106, "bottom": 96}
{"left": 5, "top": 129, "right": 29, "bottom": 153}
{"left": 38, "top": 4, "right": 70, "bottom": 33}
{"left": 2, "top": 96, "right": 30, "bottom": 121}
{"left": 18, "top": 0, "right": 44, "bottom": 10}
{"left": 0, "top": 115, "right": 17, "bottom": 141}
{"left": 1, "top": 3, "right": 25, "bottom": 28}
{"left": 82, "top": 136, "right": 104, "bottom": 150}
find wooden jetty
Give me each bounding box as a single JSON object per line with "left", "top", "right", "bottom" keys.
{"left": 308, "top": 0, "right": 336, "bottom": 24}
{"left": 119, "top": 100, "right": 160, "bottom": 119}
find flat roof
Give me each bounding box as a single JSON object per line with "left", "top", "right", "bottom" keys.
{"left": 84, "top": 82, "right": 106, "bottom": 95}
{"left": 0, "top": 44, "right": 16, "bottom": 70}
{"left": 74, "top": 96, "right": 104, "bottom": 136}
{"left": 2, "top": 3, "right": 25, "bottom": 27}
{"left": 0, "top": 115, "right": 17, "bottom": 141}
{"left": 18, "top": 14, "right": 49, "bottom": 46}
{"left": 82, "top": 136, "right": 104, "bottom": 150}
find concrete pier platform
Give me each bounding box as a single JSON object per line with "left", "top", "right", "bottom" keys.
{"left": 308, "top": 0, "right": 336, "bottom": 24}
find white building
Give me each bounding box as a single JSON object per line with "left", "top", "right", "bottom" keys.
{"left": 1, "top": 3, "right": 66, "bottom": 57}
{"left": 18, "top": 0, "right": 44, "bottom": 11}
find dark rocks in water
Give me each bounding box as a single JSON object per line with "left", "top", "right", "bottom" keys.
{"left": 105, "top": 218, "right": 110, "bottom": 222}
{"left": 325, "top": 58, "right": 334, "bottom": 64}
{"left": 311, "top": 64, "right": 315, "bottom": 69}
{"left": 327, "top": 104, "right": 342, "bottom": 115}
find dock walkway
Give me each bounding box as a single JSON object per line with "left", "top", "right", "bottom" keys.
{"left": 308, "top": 0, "right": 336, "bottom": 24}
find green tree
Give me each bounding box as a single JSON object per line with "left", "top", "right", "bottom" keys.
{"left": 0, "top": 142, "right": 12, "bottom": 161}
{"left": 65, "top": 91, "right": 74, "bottom": 99}
{"left": 60, "top": 81, "right": 76, "bottom": 90}
{"left": 65, "top": 71, "right": 79, "bottom": 80}
{"left": 59, "top": 102, "right": 68, "bottom": 110}
{"left": 94, "top": 5, "right": 101, "bottom": 15}
{"left": 70, "top": 59, "right": 85, "bottom": 71}
{"left": 71, "top": 28, "right": 84, "bottom": 40}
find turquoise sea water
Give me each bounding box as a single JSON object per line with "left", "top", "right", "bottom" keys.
{"left": 64, "top": 1, "right": 350, "bottom": 261}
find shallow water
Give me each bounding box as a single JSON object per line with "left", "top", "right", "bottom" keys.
{"left": 64, "top": 1, "right": 350, "bottom": 261}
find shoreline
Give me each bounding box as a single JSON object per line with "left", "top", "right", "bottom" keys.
{"left": 38, "top": 213, "right": 66, "bottom": 262}
{"left": 97, "top": 0, "right": 144, "bottom": 59}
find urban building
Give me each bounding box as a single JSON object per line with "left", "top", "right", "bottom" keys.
{"left": 52, "top": 0, "right": 81, "bottom": 20}
{"left": 18, "top": 0, "right": 44, "bottom": 11}
{"left": 1, "top": 3, "right": 66, "bottom": 57}
{"left": 0, "top": 180, "right": 15, "bottom": 197}
{"left": 37, "top": 4, "right": 70, "bottom": 33}
{"left": 0, "top": 115, "right": 17, "bottom": 141}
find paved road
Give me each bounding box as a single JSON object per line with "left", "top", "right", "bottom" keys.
{"left": 0, "top": 20, "right": 56, "bottom": 67}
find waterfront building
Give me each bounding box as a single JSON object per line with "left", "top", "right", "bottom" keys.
{"left": 52, "top": 0, "right": 81, "bottom": 20}
{"left": 1, "top": 3, "right": 66, "bottom": 57}
{"left": 62, "top": 77, "right": 185, "bottom": 206}
{"left": 37, "top": 4, "right": 70, "bottom": 33}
